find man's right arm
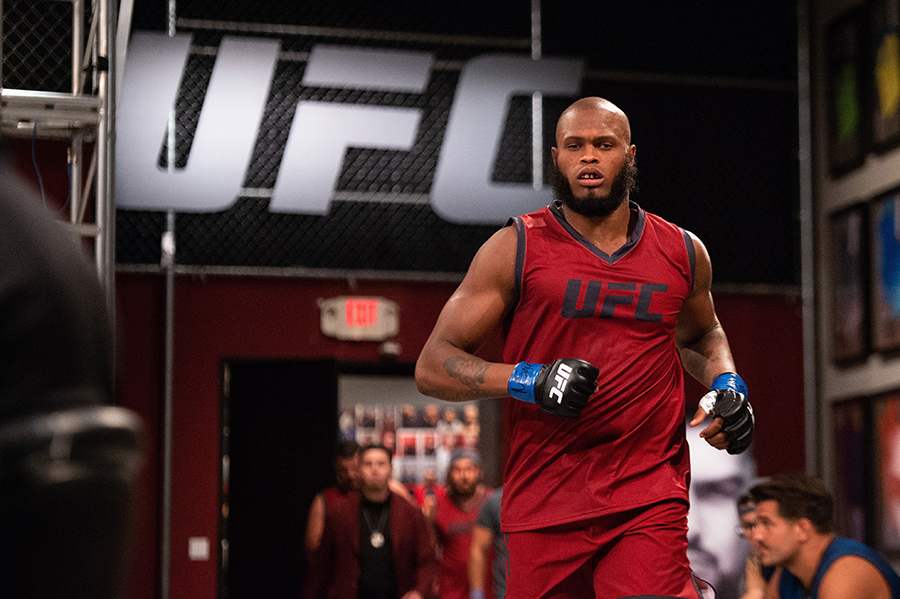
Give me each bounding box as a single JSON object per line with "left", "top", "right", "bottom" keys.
{"left": 416, "top": 225, "right": 599, "bottom": 418}
{"left": 415, "top": 226, "right": 519, "bottom": 402}
{"left": 304, "top": 493, "right": 325, "bottom": 563}
{"left": 302, "top": 498, "right": 334, "bottom": 599}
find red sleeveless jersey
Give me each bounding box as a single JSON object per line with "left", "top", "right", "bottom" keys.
{"left": 500, "top": 201, "right": 694, "bottom": 532}
{"left": 435, "top": 488, "right": 493, "bottom": 599}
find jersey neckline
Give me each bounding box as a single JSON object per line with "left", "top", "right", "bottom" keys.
{"left": 548, "top": 200, "right": 646, "bottom": 265}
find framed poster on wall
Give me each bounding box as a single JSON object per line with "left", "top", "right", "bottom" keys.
{"left": 874, "top": 392, "right": 900, "bottom": 553}
{"left": 870, "top": 0, "right": 900, "bottom": 152}
{"left": 337, "top": 375, "right": 490, "bottom": 494}
{"left": 833, "top": 397, "right": 869, "bottom": 542}
{"left": 830, "top": 203, "right": 870, "bottom": 364}
{"left": 827, "top": 7, "right": 868, "bottom": 176}
{"left": 872, "top": 192, "right": 900, "bottom": 353}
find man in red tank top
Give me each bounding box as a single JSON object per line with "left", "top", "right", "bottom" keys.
{"left": 416, "top": 97, "right": 755, "bottom": 598}
{"left": 429, "top": 448, "right": 493, "bottom": 599}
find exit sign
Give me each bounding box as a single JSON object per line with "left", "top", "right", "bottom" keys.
{"left": 345, "top": 298, "right": 379, "bottom": 328}
{"left": 319, "top": 296, "right": 399, "bottom": 341}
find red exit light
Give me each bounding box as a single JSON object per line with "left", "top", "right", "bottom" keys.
{"left": 345, "top": 298, "right": 379, "bottom": 328}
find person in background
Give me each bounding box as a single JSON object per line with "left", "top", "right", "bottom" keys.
{"left": 435, "top": 432, "right": 458, "bottom": 484}
{"left": 306, "top": 438, "right": 414, "bottom": 561}
{"left": 431, "top": 448, "right": 492, "bottom": 599}
{"left": 735, "top": 494, "right": 777, "bottom": 599}
{"left": 468, "top": 487, "right": 505, "bottom": 599}
{"left": 437, "top": 407, "right": 464, "bottom": 436}
{"left": 304, "top": 444, "right": 439, "bottom": 599}
{"left": 305, "top": 439, "right": 363, "bottom": 561}
{"left": 750, "top": 472, "right": 900, "bottom": 599}
{"left": 413, "top": 467, "right": 445, "bottom": 512}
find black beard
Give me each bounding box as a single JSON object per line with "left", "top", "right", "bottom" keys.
{"left": 550, "top": 156, "right": 637, "bottom": 218}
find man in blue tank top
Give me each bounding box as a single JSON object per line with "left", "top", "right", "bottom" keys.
{"left": 749, "top": 472, "right": 900, "bottom": 599}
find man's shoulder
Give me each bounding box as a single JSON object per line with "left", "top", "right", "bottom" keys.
{"left": 392, "top": 492, "right": 426, "bottom": 519}
{"left": 820, "top": 554, "right": 894, "bottom": 599}
{"left": 483, "top": 488, "right": 502, "bottom": 510}
{"left": 510, "top": 204, "right": 556, "bottom": 231}
{"left": 326, "top": 491, "right": 360, "bottom": 517}
{"left": 817, "top": 537, "right": 900, "bottom": 599}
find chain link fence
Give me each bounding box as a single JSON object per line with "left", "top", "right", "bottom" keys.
{"left": 3, "top": 0, "right": 72, "bottom": 92}
{"left": 6, "top": 0, "right": 801, "bottom": 286}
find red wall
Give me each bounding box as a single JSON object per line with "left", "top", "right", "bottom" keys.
{"left": 115, "top": 273, "right": 803, "bottom": 599}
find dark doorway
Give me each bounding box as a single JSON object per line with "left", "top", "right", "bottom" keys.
{"left": 221, "top": 359, "right": 338, "bottom": 599}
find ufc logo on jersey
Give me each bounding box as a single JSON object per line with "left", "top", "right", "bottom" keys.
{"left": 550, "top": 363, "right": 572, "bottom": 404}
{"left": 561, "top": 279, "right": 668, "bottom": 323}
{"left": 116, "top": 33, "right": 585, "bottom": 224}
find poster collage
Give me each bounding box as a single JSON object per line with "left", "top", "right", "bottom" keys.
{"left": 339, "top": 401, "right": 480, "bottom": 487}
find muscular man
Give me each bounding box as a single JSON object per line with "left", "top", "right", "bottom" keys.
{"left": 415, "top": 97, "right": 754, "bottom": 598}
{"left": 750, "top": 473, "right": 900, "bottom": 599}
{"left": 304, "top": 444, "right": 439, "bottom": 599}
{"left": 430, "top": 448, "right": 492, "bottom": 599}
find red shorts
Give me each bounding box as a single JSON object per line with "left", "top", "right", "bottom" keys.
{"left": 503, "top": 500, "right": 706, "bottom": 599}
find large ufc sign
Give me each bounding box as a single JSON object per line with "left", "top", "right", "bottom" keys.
{"left": 116, "top": 32, "right": 584, "bottom": 224}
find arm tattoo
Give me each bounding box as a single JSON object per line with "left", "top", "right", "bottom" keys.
{"left": 443, "top": 356, "right": 489, "bottom": 399}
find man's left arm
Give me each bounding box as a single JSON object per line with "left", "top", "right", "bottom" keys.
{"left": 676, "top": 233, "right": 754, "bottom": 455}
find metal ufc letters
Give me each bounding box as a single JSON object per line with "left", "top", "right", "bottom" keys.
{"left": 117, "top": 33, "right": 280, "bottom": 213}
{"left": 116, "top": 31, "right": 584, "bottom": 224}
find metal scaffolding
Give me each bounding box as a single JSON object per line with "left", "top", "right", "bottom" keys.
{"left": 0, "top": 0, "right": 116, "bottom": 311}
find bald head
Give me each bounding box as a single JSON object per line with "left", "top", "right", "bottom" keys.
{"left": 556, "top": 97, "right": 632, "bottom": 146}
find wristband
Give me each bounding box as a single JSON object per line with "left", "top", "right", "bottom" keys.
{"left": 470, "top": 590, "right": 486, "bottom": 599}
{"left": 700, "top": 373, "right": 748, "bottom": 415}
{"left": 711, "top": 372, "right": 748, "bottom": 397}
{"left": 508, "top": 361, "right": 542, "bottom": 404}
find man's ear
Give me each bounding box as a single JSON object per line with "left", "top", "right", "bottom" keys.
{"left": 796, "top": 518, "right": 815, "bottom": 543}
{"left": 551, "top": 147, "right": 558, "bottom": 163}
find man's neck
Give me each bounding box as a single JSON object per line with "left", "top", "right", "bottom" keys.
{"left": 787, "top": 533, "right": 836, "bottom": 590}
{"left": 362, "top": 486, "right": 391, "bottom": 503}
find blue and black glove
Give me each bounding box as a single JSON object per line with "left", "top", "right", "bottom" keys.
{"left": 699, "top": 373, "right": 754, "bottom": 455}
{"left": 508, "top": 358, "right": 599, "bottom": 419}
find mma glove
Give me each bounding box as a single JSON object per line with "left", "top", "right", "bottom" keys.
{"left": 699, "top": 372, "right": 755, "bottom": 455}
{"left": 508, "top": 358, "right": 599, "bottom": 419}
